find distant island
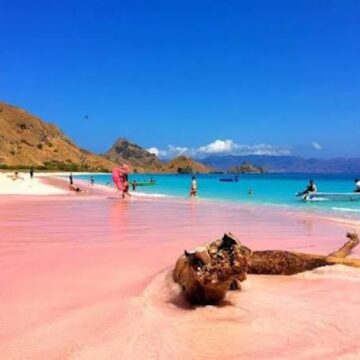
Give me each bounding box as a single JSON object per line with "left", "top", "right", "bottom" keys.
{"left": 228, "top": 163, "right": 265, "bottom": 174}
{"left": 162, "top": 155, "right": 212, "bottom": 174}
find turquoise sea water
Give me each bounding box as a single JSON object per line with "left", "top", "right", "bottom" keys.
{"left": 73, "top": 173, "right": 360, "bottom": 218}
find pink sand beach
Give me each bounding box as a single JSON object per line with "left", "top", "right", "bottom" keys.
{"left": 1, "top": 184, "right": 360, "bottom": 359}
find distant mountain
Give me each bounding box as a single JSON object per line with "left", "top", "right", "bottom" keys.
{"left": 163, "top": 156, "right": 212, "bottom": 173}
{"left": 105, "top": 138, "right": 163, "bottom": 172}
{"left": 201, "top": 155, "right": 360, "bottom": 174}
{"left": 0, "top": 102, "right": 116, "bottom": 171}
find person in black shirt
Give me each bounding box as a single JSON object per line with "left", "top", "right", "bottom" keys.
{"left": 297, "top": 179, "right": 317, "bottom": 197}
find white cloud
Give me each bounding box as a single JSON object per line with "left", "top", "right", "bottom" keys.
{"left": 149, "top": 139, "right": 292, "bottom": 159}
{"left": 196, "top": 139, "right": 291, "bottom": 157}
{"left": 167, "top": 145, "right": 189, "bottom": 156}
{"left": 312, "top": 141, "right": 323, "bottom": 150}
{"left": 198, "top": 139, "right": 237, "bottom": 154}
{"left": 147, "top": 147, "right": 160, "bottom": 156}
{"left": 147, "top": 145, "right": 190, "bottom": 159}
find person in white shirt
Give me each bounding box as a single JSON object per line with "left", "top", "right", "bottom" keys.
{"left": 190, "top": 176, "right": 197, "bottom": 197}
{"left": 354, "top": 178, "right": 360, "bottom": 193}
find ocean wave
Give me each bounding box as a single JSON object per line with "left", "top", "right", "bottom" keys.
{"left": 332, "top": 207, "right": 360, "bottom": 213}
{"left": 132, "top": 192, "right": 172, "bottom": 198}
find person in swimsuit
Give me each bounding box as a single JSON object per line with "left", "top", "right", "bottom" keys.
{"left": 69, "top": 184, "right": 82, "bottom": 192}
{"left": 68, "top": 173, "right": 81, "bottom": 192}
{"left": 190, "top": 176, "right": 197, "bottom": 197}
{"left": 122, "top": 173, "right": 131, "bottom": 199}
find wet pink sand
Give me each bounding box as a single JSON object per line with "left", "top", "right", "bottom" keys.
{"left": 0, "top": 195, "right": 360, "bottom": 359}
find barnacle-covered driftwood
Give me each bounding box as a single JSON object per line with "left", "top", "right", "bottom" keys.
{"left": 173, "top": 232, "right": 360, "bottom": 305}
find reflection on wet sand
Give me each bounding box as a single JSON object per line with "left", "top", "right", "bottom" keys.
{"left": 0, "top": 196, "right": 359, "bottom": 359}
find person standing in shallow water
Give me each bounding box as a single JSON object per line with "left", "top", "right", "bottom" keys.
{"left": 298, "top": 179, "right": 317, "bottom": 196}
{"left": 132, "top": 180, "right": 137, "bottom": 191}
{"left": 190, "top": 176, "right": 197, "bottom": 197}
{"left": 122, "top": 173, "right": 131, "bottom": 199}
{"left": 69, "top": 173, "right": 73, "bottom": 185}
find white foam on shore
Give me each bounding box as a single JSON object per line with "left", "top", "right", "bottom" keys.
{"left": 332, "top": 207, "right": 360, "bottom": 213}
{"left": 132, "top": 191, "right": 171, "bottom": 198}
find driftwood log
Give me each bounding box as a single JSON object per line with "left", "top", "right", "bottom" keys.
{"left": 173, "top": 232, "right": 360, "bottom": 305}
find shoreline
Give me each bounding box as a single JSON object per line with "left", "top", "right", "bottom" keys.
{"left": 38, "top": 173, "right": 360, "bottom": 231}
{"left": 1, "top": 171, "right": 359, "bottom": 231}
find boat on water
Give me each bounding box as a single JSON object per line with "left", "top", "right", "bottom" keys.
{"left": 301, "top": 192, "right": 360, "bottom": 202}
{"left": 219, "top": 176, "right": 239, "bottom": 182}
{"left": 131, "top": 180, "right": 156, "bottom": 187}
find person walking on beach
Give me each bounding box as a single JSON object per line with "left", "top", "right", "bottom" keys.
{"left": 90, "top": 176, "right": 94, "bottom": 185}
{"left": 29, "top": 168, "right": 34, "bottom": 180}
{"left": 190, "top": 176, "right": 197, "bottom": 197}
{"left": 354, "top": 178, "right": 360, "bottom": 192}
{"left": 122, "top": 172, "right": 131, "bottom": 199}
{"left": 69, "top": 173, "right": 73, "bottom": 185}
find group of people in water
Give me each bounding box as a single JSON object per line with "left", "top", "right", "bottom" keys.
{"left": 68, "top": 172, "right": 360, "bottom": 199}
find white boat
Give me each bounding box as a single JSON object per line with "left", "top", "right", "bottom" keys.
{"left": 303, "top": 192, "right": 360, "bottom": 202}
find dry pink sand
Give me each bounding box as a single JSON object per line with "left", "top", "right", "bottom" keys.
{"left": 0, "top": 195, "right": 359, "bottom": 360}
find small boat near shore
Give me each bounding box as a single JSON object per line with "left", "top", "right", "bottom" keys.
{"left": 131, "top": 180, "right": 156, "bottom": 187}
{"left": 301, "top": 192, "right": 360, "bottom": 202}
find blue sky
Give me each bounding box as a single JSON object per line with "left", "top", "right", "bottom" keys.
{"left": 1, "top": 0, "right": 359, "bottom": 158}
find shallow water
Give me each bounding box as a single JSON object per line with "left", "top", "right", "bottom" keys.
{"left": 0, "top": 196, "right": 359, "bottom": 359}
{"left": 75, "top": 173, "right": 360, "bottom": 219}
